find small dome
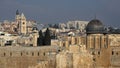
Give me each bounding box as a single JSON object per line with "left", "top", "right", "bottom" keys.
{"left": 86, "top": 19, "right": 104, "bottom": 34}
{"left": 32, "top": 27, "right": 38, "bottom": 31}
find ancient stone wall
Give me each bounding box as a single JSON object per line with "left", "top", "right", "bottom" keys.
{"left": 0, "top": 46, "right": 59, "bottom": 68}
{"left": 56, "top": 45, "right": 93, "bottom": 68}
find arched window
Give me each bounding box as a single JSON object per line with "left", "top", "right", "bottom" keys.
{"left": 32, "top": 52, "right": 34, "bottom": 56}
{"left": 4, "top": 53, "right": 6, "bottom": 56}
{"left": 112, "top": 51, "right": 114, "bottom": 55}
{"left": 38, "top": 52, "right": 39, "bottom": 56}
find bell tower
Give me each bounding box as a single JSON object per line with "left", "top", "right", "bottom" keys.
{"left": 15, "top": 10, "right": 20, "bottom": 22}
{"left": 19, "top": 13, "right": 27, "bottom": 34}
{"left": 15, "top": 10, "right": 27, "bottom": 35}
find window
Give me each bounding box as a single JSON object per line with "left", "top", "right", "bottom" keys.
{"left": 23, "top": 22, "right": 25, "bottom": 24}
{"left": 32, "top": 52, "right": 34, "bottom": 56}
{"left": 92, "top": 52, "right": 95, "bottom": 55}
{"left": 38, "top": 52, "right": 39, "bottom": 56}
{"left": 58, "top": 50, "right": 61, "bottom": 52}
{"left": 112, "top": 51, "right": 114, "bottom": 55}
{"left": 10, "top": 52, "right": 12, "bottom": 56}
{"left": 4, "top": 53, "right": 6, "bottom": 56}
{"left": 93, "top": 58, "right": 96, "bottom": 62}
{"left": 98, "top": 51, "right": 100, "bottom": 55}
{"left": 63, "top": 43, "right": 65, "bottom": 47}
{"left": 116, "top": 52, "right": 118, "bottom": 55}
{"left": 43, "top": 53, "right": 45, "bottom": 56}
{"left": 21, "top": 52, "right": 23, "bottom": 56}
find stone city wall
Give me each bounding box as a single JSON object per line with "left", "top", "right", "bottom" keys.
{"left": 0, "top": 46, "right": 59, "bottom": 68}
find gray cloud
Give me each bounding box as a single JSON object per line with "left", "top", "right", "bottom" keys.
{"left": 0, "top": 0, "right": 120, "bottom": 27}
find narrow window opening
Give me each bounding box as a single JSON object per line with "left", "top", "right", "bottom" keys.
{"left": 92, "top": 52, "right": 95, "bottom": 55}
{"left": 43, "top": 53, "right": 45, "bottom": 56}
{"left": 21, "top": 52, "right": 23, "bottom": 56}
{"left": 4, "top": 53, "right": 6, "bottom": 56}
{"left": 112, "top": 51, "right": 114, "bottom": 55}
{"left": 116, "top": 52, "right": 118, "bottom": 55}
{"left": 93, "top": 58, "right": 96, "bottom": 62}
{"left": 98, "top": 51, "right": 100, "bottom": 55}
{"left": 38, "top": 52, "right": 39, "bottom": 56}
{"left": 10, "top": 52, "right": 12, "bottom": 56}
{"left": 32, "top": 52, "right": 34, "bottom": 56}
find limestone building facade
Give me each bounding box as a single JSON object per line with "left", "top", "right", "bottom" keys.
{"left": 58, "top": 19, "right": 120, "bottom": 68}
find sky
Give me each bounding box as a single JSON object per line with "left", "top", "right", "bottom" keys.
{"left": 0, "top": 0, "right": 120, "bottom": 27}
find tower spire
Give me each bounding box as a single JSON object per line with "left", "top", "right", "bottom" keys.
{"left": 16, "top": 9, "right": 19, "bottom": 15}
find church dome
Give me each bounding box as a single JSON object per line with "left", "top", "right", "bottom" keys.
{"left": 86, "top": 19, "right": 104, "bottom": 34}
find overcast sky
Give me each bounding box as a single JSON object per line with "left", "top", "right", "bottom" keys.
{"left": 0, "top": 0, "right": 120, "bottom": 27}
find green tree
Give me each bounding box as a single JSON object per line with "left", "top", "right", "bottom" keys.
{"left": 43, "top": 28, "right": 51, "bottom": 45}
{"left": 37, "top": 30, "right": 43, "bottom": 46}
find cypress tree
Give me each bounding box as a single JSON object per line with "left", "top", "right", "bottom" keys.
{"left": 43, "top": 28, "right": 51, "bottom": 45}
{"left": 37, "top": 30, "right": 43, "bottom": 46}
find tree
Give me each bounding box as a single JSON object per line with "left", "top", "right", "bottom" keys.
{"left": 76, "top": 23, "right": 79, "bottom": 29}
{"left": 43, "top": 28, "right": 51, "bottom": 45}
{"left": 37, "top": 30, "right": 43, "bottom": 46}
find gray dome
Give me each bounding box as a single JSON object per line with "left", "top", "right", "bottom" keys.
{"left": 86, "top": 19, "right": 104, "bottom": 34}
{"left": 32, "top": 27, "right": 38, "bottom": 31}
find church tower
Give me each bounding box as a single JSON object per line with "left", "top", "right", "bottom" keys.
{"left": 15, "top": 10, "right": 20, "bottom": 22}
{"left": 15, "top": 10, "right": 27, "bottom": 34}
{"left": 19, "top": 13, "right": 27, "bottom": 34}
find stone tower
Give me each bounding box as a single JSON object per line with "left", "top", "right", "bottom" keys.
{"left": 15, "top": 10, "right": 27, "bottom": 34}
{"left": 19, "top": 13, "right": 27, "bottom": 34}
{"left": 15, "top": 10, "right": 20, "bottom": 21}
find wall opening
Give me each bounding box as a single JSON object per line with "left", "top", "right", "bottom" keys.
{"left": 116, "top": 52, "right": 118, "bottom": 55}
{"left": 10, "top": 52, "right": 12, "bottom": 56}
{"left": 93, "top": 58, "right": 96, "bottom": 62}
{"left": 98, "top": 51, "right": 100, "bottom": 55}
{"left": 38, "top": 52, "right": 39, "bottom": 56}
{"left": 112, "top": 51, "right": 114, "bottom": 55}
{"left": 4, "top": 53, "right": 6, "bottom": 56}
{"left": 32, "top": 52, "right": 34, "bottom": 56}
{"left": 43, "top": 53, "right": 45, "bottom": 56}
{"left": 21, "top": 52, "right": 23, "bottom": 56}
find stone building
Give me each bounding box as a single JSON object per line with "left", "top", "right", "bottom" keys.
{"left": 0, "top": 46, "right": 60, "bottom": 68}
{"left": 0, "top": 12, "right": 120, "bottom": 68}
{"left": 66, "top": 20, "right": 88, "bottom": 32}
{"left": 58, "top": 19, "right": 120, "bottom": 68}
{"left": 15, "top": 10, "right": 37, "bottom": 35}
{"left": 0, "top": 10, "right": 39, "bottom": 47}
{"left": 1, "top": 10, "right": 37, "bottom": 35}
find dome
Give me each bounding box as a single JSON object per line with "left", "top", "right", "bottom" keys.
{"left": 32, "top": 27, "right": 38, "bottom": 31}
{"left": 86, "top": 19, "right": 105, "bottom": 34}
